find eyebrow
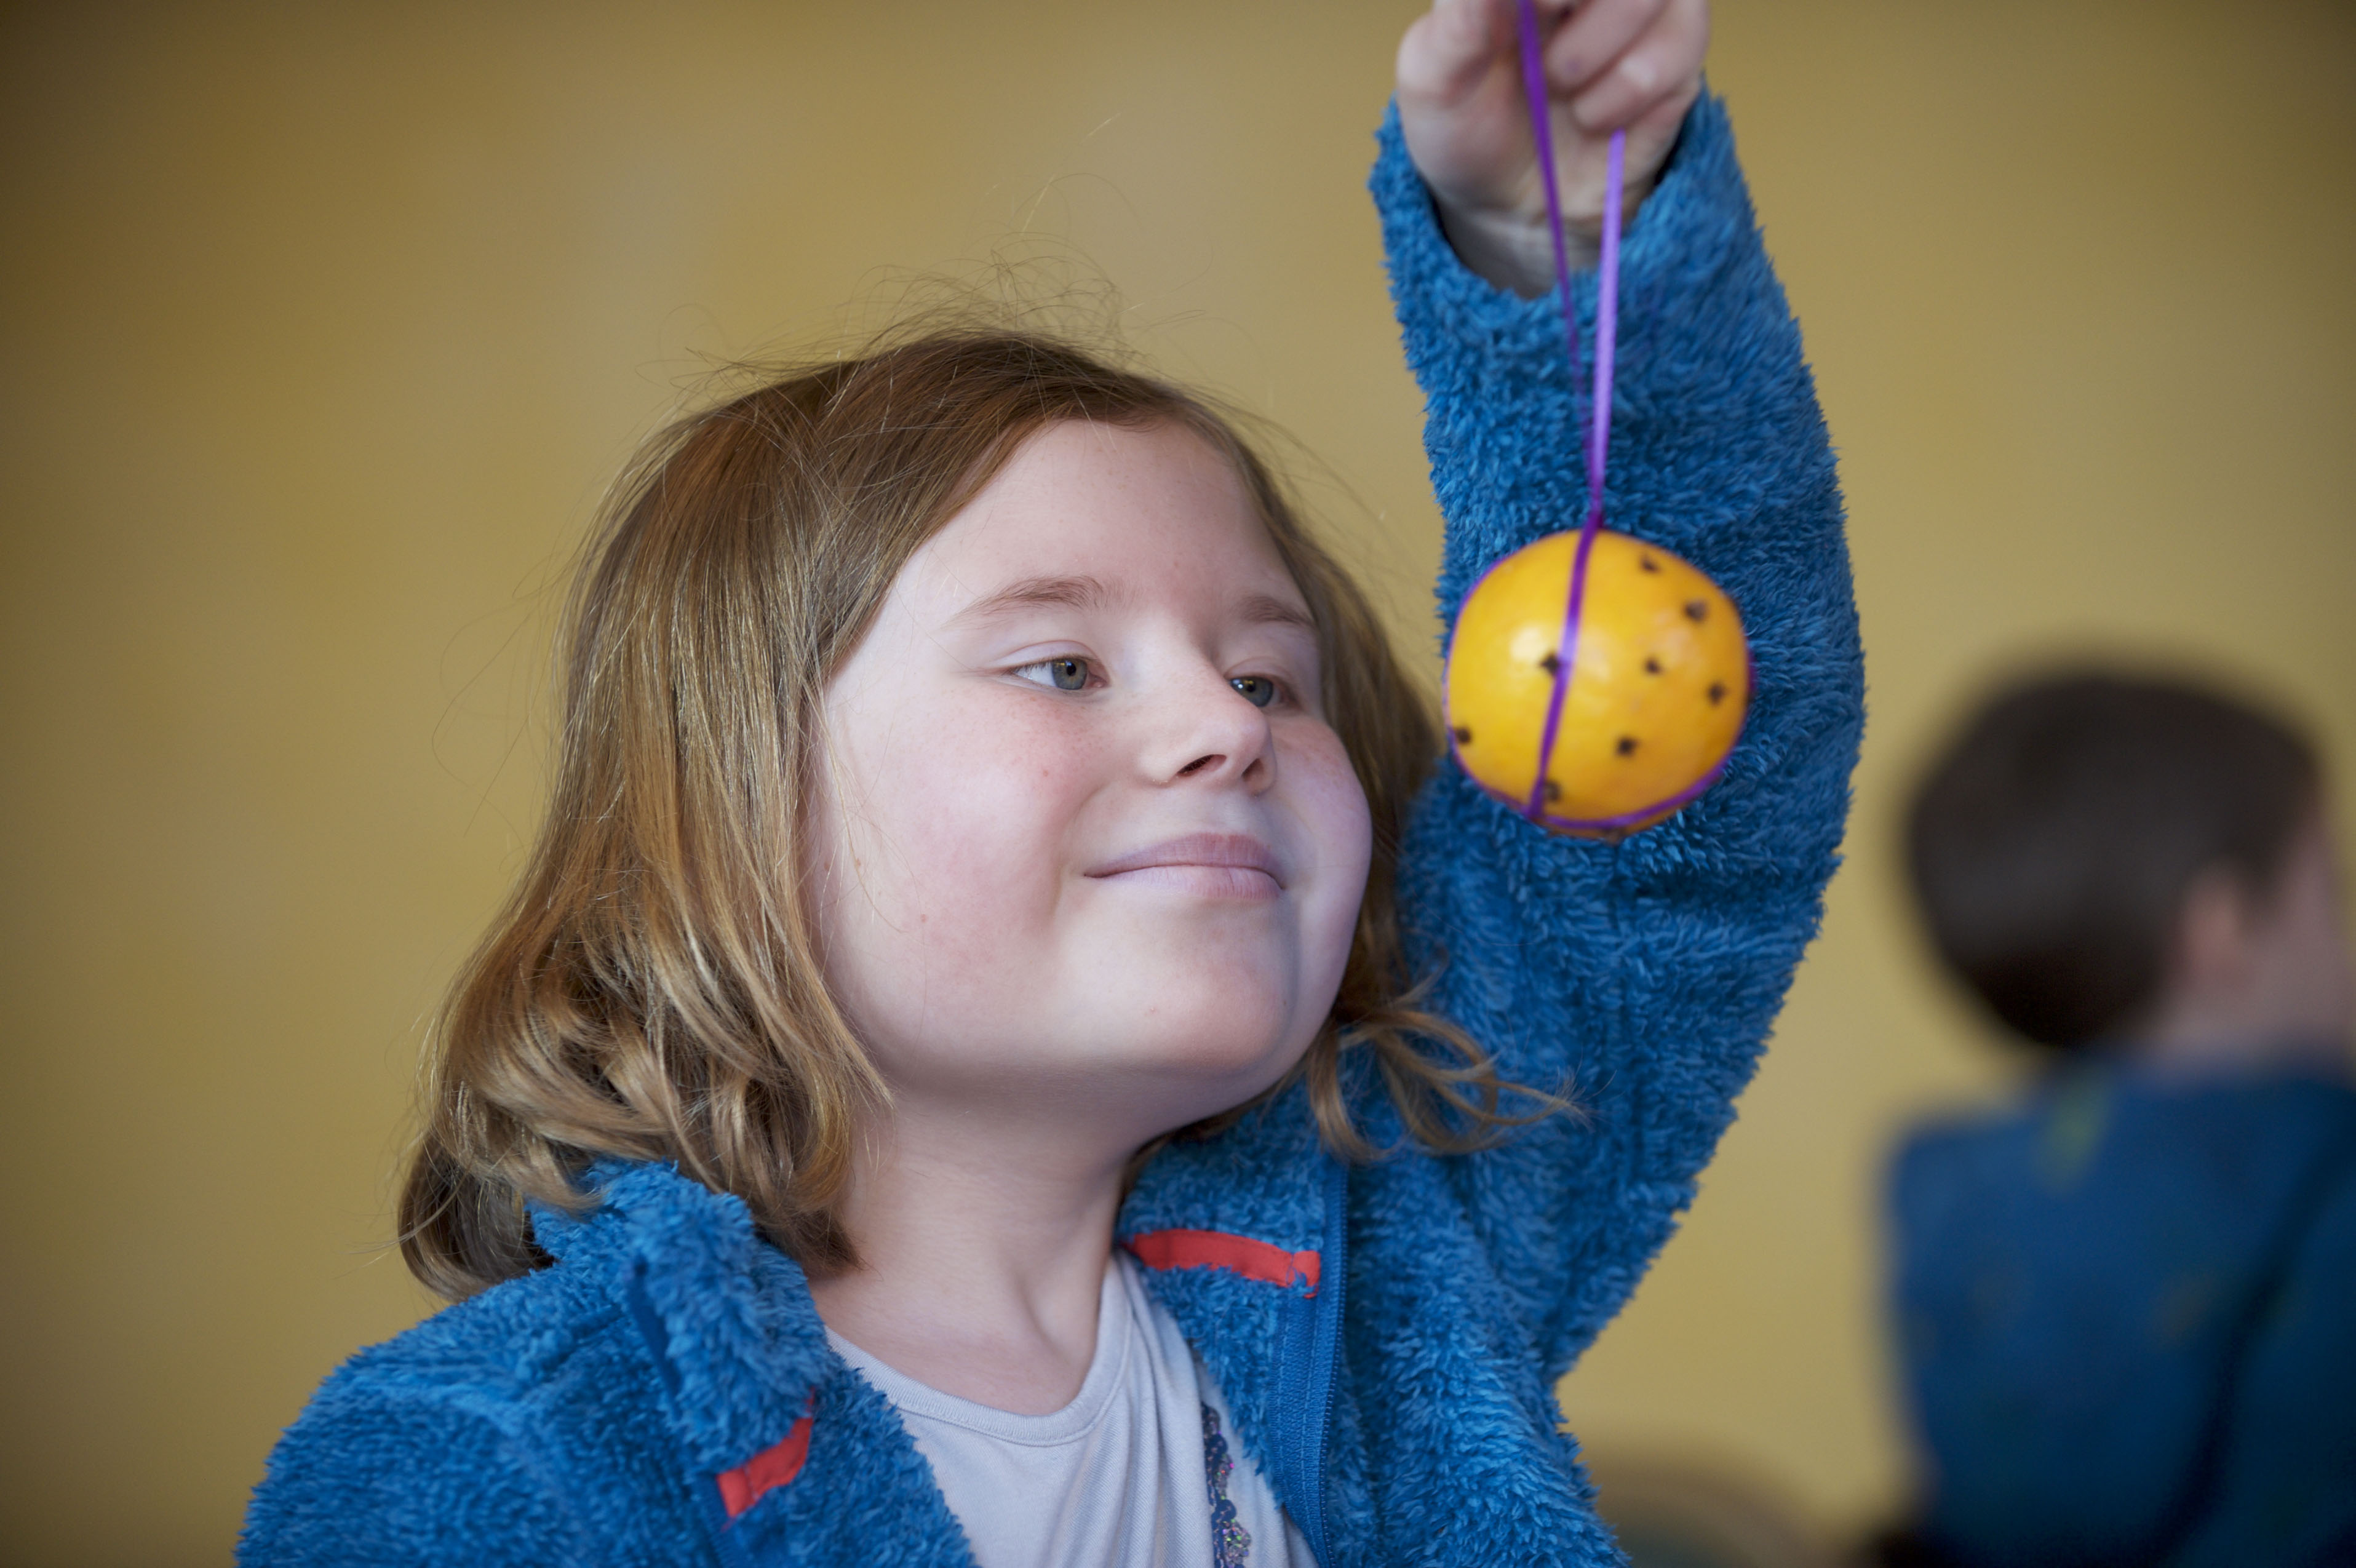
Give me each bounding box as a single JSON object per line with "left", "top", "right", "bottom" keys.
{"left": 946, "top": 576, "right": 1318, "bottom": 634}
{"left": 948, "top": 574, "right": 1114, "bottom": 627}
{"left": 1238, "top": 592, "right": 1318, "bottom": 633}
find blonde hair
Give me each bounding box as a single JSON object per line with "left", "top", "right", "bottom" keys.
{"left": 401, "top": 330, "right": 1547, "bottom": 1301}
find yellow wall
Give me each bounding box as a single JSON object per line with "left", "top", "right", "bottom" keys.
{"left": 2, "top": 2, "right": 2350, "bottom": 1561}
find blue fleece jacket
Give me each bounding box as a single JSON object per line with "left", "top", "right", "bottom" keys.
{"left": 1893, "top": 1069, "right": 2356, "bottom": 1568}
{"left": 241, "top": 95, "right": 1862, "bottom": 1567}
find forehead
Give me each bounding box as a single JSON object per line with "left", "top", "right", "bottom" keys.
{"left": 897, "top": 420, "right": 1306, "bottom": 619}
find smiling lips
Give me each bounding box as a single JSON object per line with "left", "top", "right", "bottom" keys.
{"left": 1087, "top": 833, "right": 1286, "bottom": 899}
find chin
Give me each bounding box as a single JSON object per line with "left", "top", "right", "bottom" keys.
{"left": 1115, "top": 1043, "right": 1314, "bottom": 1142}
{"left": 1100, "top": 982, "right": 1319, "bottom": 1094}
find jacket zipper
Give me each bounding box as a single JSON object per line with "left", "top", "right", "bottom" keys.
{"left": 1277, "top": 1155, "right": 1348, "bottom": 1566}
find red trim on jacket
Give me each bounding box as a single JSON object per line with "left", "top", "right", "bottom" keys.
{"left": 716, "top": 1415, "right": 813, "bottom": 1519}
{"left": 1125, "top": 1228, "right": 1321, "bottom": 1295}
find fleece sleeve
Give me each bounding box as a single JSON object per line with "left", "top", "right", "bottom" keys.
{"left": 239, "top": 1385, "right": 602, "bottom": 1568}
{"left": 1372, "top": 91, "right": 1865, "bottom": 1377}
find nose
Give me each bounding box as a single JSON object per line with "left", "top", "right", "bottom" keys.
{"left": 1144, "top": 667, "right": 1276, "bottom": 793}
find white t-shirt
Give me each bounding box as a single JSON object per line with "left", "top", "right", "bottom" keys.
{"left": 829, "top": 1254, "right": 1310, "bottom": 1568}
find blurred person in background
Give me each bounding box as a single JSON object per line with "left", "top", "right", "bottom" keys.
{"left": 1882, "top": 671, "right": 2356, "bottom": 1568}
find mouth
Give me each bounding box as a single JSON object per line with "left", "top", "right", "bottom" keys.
{"left": 1086, "top": 832, "right": 1286, "bottom": 898}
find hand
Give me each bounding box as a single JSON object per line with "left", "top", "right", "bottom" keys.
{"left": 1397, "top": 0, "right": 1708, "bottom": 296}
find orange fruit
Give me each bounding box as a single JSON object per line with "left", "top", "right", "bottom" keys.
{"left": 1444, "top": 529, "right": 1748, "bottom": 838}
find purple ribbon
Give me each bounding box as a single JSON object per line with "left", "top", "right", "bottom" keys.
{"left": 1513, "top": 0, "right": 1625, "bottom": 827}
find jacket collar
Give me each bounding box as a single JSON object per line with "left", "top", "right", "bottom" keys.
{"left": 531, "top": 1161, "right": 834, "bottom": 1479}
{"left": 1118, "top": 1081, "right": 1330, "bottom": 1251}
{"left": 525, "top": 1089, "right": 1335, "bottom": 1553}
{"left": 522, "top": 1099, "right": 1329, "bottom": 1468}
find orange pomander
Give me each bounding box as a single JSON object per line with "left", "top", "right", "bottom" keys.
{"left": 1444, "top": 528, "right": 1749, "bottom": 838}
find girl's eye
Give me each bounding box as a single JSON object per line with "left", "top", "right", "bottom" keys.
{"left": 1016, "top": 657, "right": 1092, "bottom": 691}
{"left": 1230, "top": 675, "right": 1278, "bottom": 709}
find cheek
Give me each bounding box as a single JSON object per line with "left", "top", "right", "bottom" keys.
{"left": 1284, "top": 723, "right": 1375, "bottom": 969}
{"left": 819, "top": 683, "right": 1095, "bottom": 991}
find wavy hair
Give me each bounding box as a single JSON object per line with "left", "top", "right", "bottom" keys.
{"left": 401, "top": 329, "right": 1551, "bottom": 1301}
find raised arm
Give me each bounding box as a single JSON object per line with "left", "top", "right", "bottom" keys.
{"left": 1379, "top": 2, "right": 1863, "bottom": 1377}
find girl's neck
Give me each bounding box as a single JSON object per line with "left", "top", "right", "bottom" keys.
{"left": 805, "top": 1099, "right": 1133, "bottom": 1415}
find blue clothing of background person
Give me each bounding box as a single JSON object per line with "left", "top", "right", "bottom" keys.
{"left": 1894, "top": 1069, "right": 2356, "bottom": 1567}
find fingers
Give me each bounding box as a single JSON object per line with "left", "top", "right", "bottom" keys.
{"left": 1542, "top": 0, "right": 1666, "bottom": 91}
{"left": 1396, "top": 0, "right": 1510, "bottom": 107}
{"left": 1558, "top": 0, "right": 1709, "bottom": 132}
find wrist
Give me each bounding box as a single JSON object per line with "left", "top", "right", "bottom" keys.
{"left": 1435, "top": 202, "right": 1592, "bottom": 298}
{"left": 1431, "top": 177, "right": 1655, "bottom": 300}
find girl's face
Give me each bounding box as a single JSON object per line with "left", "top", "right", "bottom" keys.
{"left": 811, "top": 421, "right": 1374, "bottom": 1150}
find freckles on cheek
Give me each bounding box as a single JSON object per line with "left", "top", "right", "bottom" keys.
{"left": 1301, "top": 737, "right": 1374, "bottom": 1022}
{"left": 1292, "top": 728, "right": 1374, "bottom": 870}
{"left": 862, "top": 694, "right": 1091, "bottom": 926}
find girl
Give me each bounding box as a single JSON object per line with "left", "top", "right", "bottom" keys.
{"left": 244, "top": 0, "right": 1860, "bottom": 1563}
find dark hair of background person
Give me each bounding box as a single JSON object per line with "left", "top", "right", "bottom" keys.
{"left": 1906, "top": 671, "right": 2321, "bottom": 1052}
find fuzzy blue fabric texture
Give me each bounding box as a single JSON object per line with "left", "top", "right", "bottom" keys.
{"left": 1893, "top": 1069, "right": 2356, "bottom": 1568}
{"left": 241, "top": 92, "right": 1861, "bottom": 1567}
